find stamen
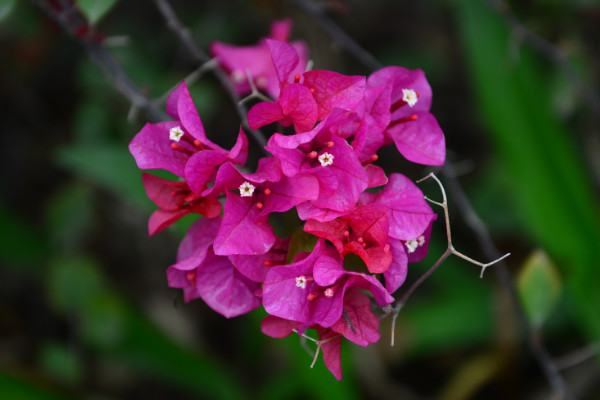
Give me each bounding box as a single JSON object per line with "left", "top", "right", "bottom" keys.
{"left": 231, "top": 70, "right": 245, "bottom": 84}
{"left": 307, "top": 293, "right": 318, "bottom": 301}
{"left": 256, "top": 202, "right": 264, "bottom": 210}
{"left": 326, "top": 141, "right": 334, "bottom": 148}
{"left": 171, "top": 142, "right": 193, "bottom": 155}
{"left": 387, "top": 114, "right": 418, "bottom": 129}
{"left": 239, "top": 181, "right": 256, "bottom": 197}
{"left": 264, "top": 260, "right": 284, "bottom": 267}
{"left": 309, "top": 88, "right": 315, "bottom": 93}
{"left": 357, "top": 237, "right": 364, "bottom": 244}
{"left": 343, "top": 231, "right": 350, "bottom": 238}
{"left": 294, "top": 74, "right": 301, "bottom": 83}
{"left": 361, "top": 154, "right": 379, "bottom": 166}
{"left": 171, "top": 189, "right": 188, "bottom": 196}
{"left": 186, "top": 271, "right": 196, "bottom": 285}
{"left": 263, "top": 188, "right": 272, "bottom": 196}
{"left": 169, "top": 126, "right": 185, "bottom": 142}
{"left": 193, "top": 139, "right": 204, "bottom": 150}
{"left": 308, "top": 151, "right": 318, "bottom": 159}
{"left": 390, "top": 98, "right": 406, "bottom": 113}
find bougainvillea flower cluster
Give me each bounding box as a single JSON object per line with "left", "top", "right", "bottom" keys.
{"left": 130, "top": 20, "right": 445, "bottom": 380}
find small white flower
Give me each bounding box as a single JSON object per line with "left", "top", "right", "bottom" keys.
{"left": 402, "top": 88, "right": 418, "bottom": 107}
{"left": 169, "top": 126, "right": 185, "bottom": 142}
{"left": 406, "top": 239, "right": 419, "bottom": 253}
{"left": 239, "top": 181, "right": 256, "bottom": 197}
{"left": 318, "top": 152, "right": 334, "bottom": 167}
{"left": 417, "top": 235, "right": 425, "bottom": 246}
{"left": 324, "top": 288, "right": 334, "bottom": 297}
{"left": 295, "top": 276, "right": 307, "bottom": 289}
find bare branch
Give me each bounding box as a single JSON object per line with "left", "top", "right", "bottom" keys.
{"left": 485, "top": 0, "right": 600, "bottom": 115}
{"left": 441, "top": 166, "right": 576, "bottom": 400}
{"left": 32, "top": 0, "right": 166, "bottom": 123}
{"left": 152, "top": 0, "right": 269, "bottom": 150}
{"left": 286, "top": 0, "right": 382, "bottom": 71}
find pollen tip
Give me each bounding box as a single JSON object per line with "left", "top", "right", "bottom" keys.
{"left": 327, "top": 141, "right": 334, "bottom": 148}
{"left": 343, "top": 230, "right": 350, "bottom": 237}
{"left": 294, "top": 74, "right": 301, "bottom": 83}
{"left": 264, "top": 188, "right": 272, "bottom": 195}
{"left": 307, "top": 293, "right": 317, "bottom": 301}
{"left": 308, "top": 151, "right": 318, "bottom": 159}
{"left": 256, "top": 202, "right": 264, "bottom": 209}
{"left": 357, "top": 237, "right": 364, "bottom": 244}
{"left": 371, "top": 154, "right": 378, "bottom": 162}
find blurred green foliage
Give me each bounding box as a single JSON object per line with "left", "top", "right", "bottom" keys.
{"left": 1, "top": 0, "right": 598, "bottom": 399}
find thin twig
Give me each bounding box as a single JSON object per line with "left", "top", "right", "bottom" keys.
{"left": 286, "top": 0, "right": 382, "bottom": 71}
{"left": 554, "top": 342, "right": 600, "bottom": 371}
{"left": 441, "top": 166, "right": 576, "bottom": 400}
{"left": 31, "top": 0, "right": 166, "bottom": 123}
{"left": 238, "top": 69, "right": 273, "bottom": 105}
{"left": 485, "top": 0, "right": 600, "bottom": 115}
{"left": 389, "top": 173, "right": 509, "bottom": 346}
{"left": 293, "top": 329, "right": 341, "bottom": 369}
{"left": 305, "top": 6, "right": 577, "bottom": 389}
{"left": 152, "top": 0, "right": 269, "bottom": 150}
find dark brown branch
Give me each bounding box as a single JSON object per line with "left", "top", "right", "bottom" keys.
{"left": 300, "top": 2, "right": 576, "bottom": 393}
{"left": 286, "top": 0, "right": 382, "bottom": 71}
{"left": 441, "top": 166, "right": 576, "bottom": 400}
{"left": 486, "top": 0, "right": 600, "bottom": 115}
{"left": 31, "top": 0, "right": 166, "bottom": 123}
{"left": 152, "top": 0, "right": 269, "bottom": 150}
{"left": 389, "top": 173, "right": 509, "bottom": 346}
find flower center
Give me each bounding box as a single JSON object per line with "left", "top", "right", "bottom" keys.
{"left": 406, "top": 235, "right": 426, "bottom": 253}
{"left": 169, "top": 126, "right": 185, "bottom": 142}
{"left": 295, "top": 275, "right": 308, "bottom": 289}
{"left": 402, "top": 88, "right": 418, "bottom": 107}
{"left": 239, "top": 181, "right": 256, "bottom": 197}
{"left": 318, "top": 152, "right": 334, "bottom": 167}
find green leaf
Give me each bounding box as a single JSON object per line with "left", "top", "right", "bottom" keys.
{"left": 517, "top": 250, "right": 562, "bottom": 329}
{"left": 0, "top": 0, "right": 16, "bottom": 22}
{"left": 45, "top": 183, "right": 94, "bottom": 252}
{"left": 54, "top": 143, "right": 150, "bottom": 209}
{"left": 0, "top": 202, "right": 46, "bottom": 268}
{"left": 39, "top": 342, "right": 82, "bottom": 385}
{"left": 454, "top": 0, "right": 600, "bottom": 340}
{"left": 46, "top": 255, "right": 242, "bottom": 400}
{"left": 76, "top": 0, "right": 118, "bottom": 25}
{"left": 0, "top": 369, "right": 72, "bottom": 400}
{"left": 47, "top": 256, "right": 105, "bottom": 313}
{"left": 286, "top": 230, "right": 318, "bottom": 264}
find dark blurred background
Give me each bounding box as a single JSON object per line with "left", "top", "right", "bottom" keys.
{"left": 1, "top": 0, "right": 599, "bottom": 399}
